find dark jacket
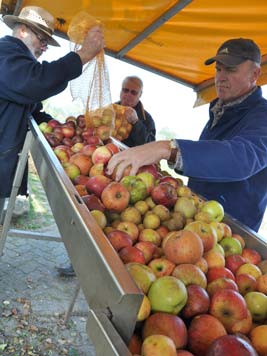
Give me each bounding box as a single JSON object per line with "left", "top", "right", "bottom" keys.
{"left": 0, "top": 35, "right": 82, "bottom": 197}
{"left": 117, "top": 100, "right": 156, "bottom": 147}
{"left": 176, "top": 87, "right": 267, "bottom": 232}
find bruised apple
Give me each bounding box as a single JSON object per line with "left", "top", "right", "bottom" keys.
{"left": 126, "top": 262, "right": 156, "bottom": 294}
{"left": 151, "top": 182, "right": 178, "bottom": 208}
{"left": 101, "top": 182, "right": 130, "bottom": 213}
{"left": 106, "top": 229, "right": 133, "bottom": 251}
{"left": 163, "top": 230, "right": 203, "bottom": 264}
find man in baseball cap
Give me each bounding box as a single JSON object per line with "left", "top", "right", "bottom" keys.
{"left": 205, "top": 38, "right": 261, "bottom": 66}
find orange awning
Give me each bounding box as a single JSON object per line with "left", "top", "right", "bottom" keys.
{"left": 2, "top": 0, "right": 267, "bottom": 105}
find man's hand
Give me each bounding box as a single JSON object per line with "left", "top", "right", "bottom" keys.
{"left": 76, "top": 25, "right": 105, "bottom": 64}
{"left": 106, "top": 140, "right": 172, "bottom": 181}
{"left": 124, "top": 107, "right": 139, "bottom": 125}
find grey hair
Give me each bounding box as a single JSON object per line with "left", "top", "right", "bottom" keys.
{"left": 122, "top": 76, "right": 143, "bottom": 90}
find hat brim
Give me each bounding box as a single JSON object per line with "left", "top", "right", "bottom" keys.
{"left": 3, "top": 15, "right": 60, "bottom": 47}
{"left": 205, "top": 54, "right": 245, "bottom": 66}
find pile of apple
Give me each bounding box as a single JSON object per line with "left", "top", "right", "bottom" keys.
{"left": 39, "top": 119, "right": 267, "bottom": 356}
{"left": 39, "top": 104, "right": 132, "bottom": 148}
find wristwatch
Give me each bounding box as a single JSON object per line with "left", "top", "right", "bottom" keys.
{"left": 167, "top": 139, "right": 178, "bottom": 166}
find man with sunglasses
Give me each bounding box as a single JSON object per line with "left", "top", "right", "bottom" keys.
{"left": 118, "top": 76, "right": 156, "bottom": 147}
{"left": 0, "top": 6, "right": 104, "bottom": 222}
{"left": 107, "top": 38, "right": 267, "bottom": 233}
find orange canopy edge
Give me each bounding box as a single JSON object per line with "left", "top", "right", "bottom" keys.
{"left": 1, "top": 0, "right": 267, "bottom": 106}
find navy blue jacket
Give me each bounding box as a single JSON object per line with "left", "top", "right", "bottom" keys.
{"left": 0, "top": 35, "right": 83, "bottom": 197}
{"left": 176, "top": 87, "right": 267, "bottom": 232}
{"left": 116, "top": 100, "right": 156, "bottom": 147}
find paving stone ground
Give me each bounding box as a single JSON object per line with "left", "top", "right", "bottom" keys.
{"left": 0, "top": 167, "right": 96, "bottom": 355}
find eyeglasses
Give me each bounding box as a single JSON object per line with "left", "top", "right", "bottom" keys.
{"left": 122, "top": 87, "right": 139, "bottom": 96}
{"left": 28, "top": 27, "right": 48, "bottom": 46}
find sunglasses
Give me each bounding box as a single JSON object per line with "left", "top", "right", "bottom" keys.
{"left": 122, "top": 87, "right": 139, "bottom": 96}
{"left": 28, "top": 27, "right": 48, "bottom": 46}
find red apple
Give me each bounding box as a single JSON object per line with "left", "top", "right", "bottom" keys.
{"left": 106, "top": 229, "right": 133, "bottom": 251}
{"left": 172, "top": 263, "right": 207, "bottom": 289}
{"left": 85, "top": 175, "right": 112, "bottom": 197}
{"left": 134, "top": 241, "right": 156, "bottom": 264}
{"left": 119, "top": 246, "right": 146, "bottom": 264}
{"left": 206, "top": 334, "right": 258, "bottom": 356}
{"left": 105, "top": 142, "right": 120, "bottom": 155}
{"left": 75, "top": 184, "right": 88, "bottom": 196}
{"left": 128, "top": 333, "right": 142, "bottom": 355}
{"left": 159, "top": 175, "right": 180, "bottom": 189}
{"left": 184, "top": 221, "right": 217, "bottom": 252}
{"left": 137, "top": 164, "right": 160, "bottom": 179}
{"left": 207, "top": 277, "right": 239, "bottom": 297}
{"left": 225, "top": 254, "right": 246, "bottom": 274}
{"left": 71, "top": 135, "right": 83, "bottom": 145}
{"left": 151, "top": 182, "right": 178, "bottom": 208}
{"left": 69, "top": 153, "right": 93, "bottom": 175}
{"left": 115, "top": 222, "right": 139, "bottom": 244}
{"left": 92, "top": 145, "right": 112, "bottom": 164}
{"left": 80, "top": 144, "right": 98, "bottom": 157}
{"left": 148, "top": 257, "right": 175, "bottom": 278}
{"left": 236, "top": 273, "right": 257, "bottom": 295}
{"left": 182, "top": 284, "right": 210, "bottom": 319}
{"left": 45, "top": 133, "right": 61, "bottom": 147}
{"left": 61, "top": 124, "right": 75, "bottom": 138}
{"left": 242, "top": 248, "right": 262, "bottom": 265}
{"left": 82, "top": 194, "right": 105, "bottom": 212}
{"left": 73, "top": 174, "right": 90, "bottom": 186}
{"left": 163, "top": 230, "right": 203, "bottom": 265}
{"left": 76, "top": 114, "right": 86, "bottom": 129}
{"left": 209, "top": 289, "right": 251, "bottom": 333}
{"left": 142, "top": 312, "right": 187, "bottom": 349}
{"left": 187, "top": 314, "right": 227, "bottom": 356}
{"left": 86, "top": 135, "right": 103, "bottom": 145}
{"left": 206, "top": 266, "right": 235, "bottom": 283}
{"left": 62, "top": 137, "right": 73, "bottom": 147}
{"left": 47, "top": 119, "right": 60, "bottom": 128}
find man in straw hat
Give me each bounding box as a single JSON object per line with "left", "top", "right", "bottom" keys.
{"left": 0, "top": 6, "right": 104, "bottom": 220}
{"left": 107, "top": 38, "right": 267, "bottom": 233}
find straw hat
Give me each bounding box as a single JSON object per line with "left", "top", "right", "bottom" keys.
{"left": 3, "top": 6, "right": 60, "bottom": 46}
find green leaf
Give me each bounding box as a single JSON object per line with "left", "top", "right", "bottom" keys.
{"left": 0, "top": 344, "right": 7, "bottom": 351}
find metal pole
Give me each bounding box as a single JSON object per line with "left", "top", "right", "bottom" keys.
{"left": 0, "top": 131, "right": 33, "bottom": 255}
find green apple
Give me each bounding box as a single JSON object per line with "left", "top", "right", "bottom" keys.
{"left": 136, "top": 172, "right": 156, "bottom": 194}
{"left": 148, "top": 276, "right": 187, "bottom": 314}
{"left": 200, "top": 200, "right": 224, "bottom": 222}
{"left": 244, "top": 291, "right": 267, "bottom": 322}
{"left": 126, "top": 262, "right": 156, "bottom": 294}
{"left": 121, "top": 175, "right": 148, "bottom": 204}
{"left": 219, "top": 237, "right": 242, "bottom": 257}
{"left": 174, "top": 196, "right": 197, "bottom": 219}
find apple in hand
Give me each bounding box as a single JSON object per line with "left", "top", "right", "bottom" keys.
{"left": 137, "top": 164, "right": 160, "bottom": 179}
{"left": 206, "top": 334, "right": 258, "bottom": 356}
{"left": 126, "top": 262, "right": 156, "bottom": 294}
{"left": 209, "top": 289, "right": 250, "bottom": 333}
{"left": 142, "top": 312, "right": 188, "bottom": 349}
{"left": 148, "top": 276, "right": 187, "bottom": 314}
{"left": 187, "top": 314, "right": 227, "bottom": 356}
{"left": 141, "top": 334, "right": 177, "bottom": 356}
{"left": 182, "top": 285, "right": 210, "bottom": 319}
{"left": 200, "top": 200, "right": 224, "bottom": 222}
